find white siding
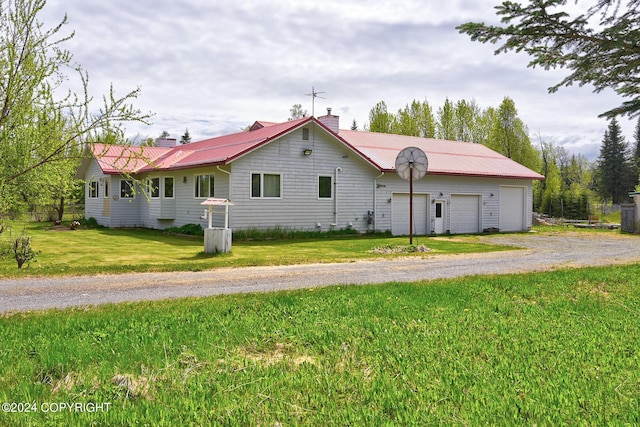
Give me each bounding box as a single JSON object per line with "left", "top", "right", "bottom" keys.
{"left": 83, "top": 160, "right": 114, "bottom": 227}
{"left": 229, "top": 124, "right": 378, "bottom": 232}
{"left": 375, "top": 175, "right": 533, "bottom": 235}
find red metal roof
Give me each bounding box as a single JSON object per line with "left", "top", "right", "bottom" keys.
{"left": 90, "top": 144, "right": 172, "bottom": 174}
{"left": 88, "top": 117, "right": 544, "bottom": 180}
{"left": 339, "top": 130, "right": 545, "bottom": 180}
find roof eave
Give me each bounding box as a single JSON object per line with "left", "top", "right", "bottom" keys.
{"left": 380, "top": 169, "right": 545, "bottom": 180}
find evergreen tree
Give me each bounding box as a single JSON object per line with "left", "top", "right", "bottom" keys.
{"left": 350, "top": 119, "right": 358, "bottom": 131}
{"left": 596, "top": 118, "right": 633, "bottom": 203}
{"left": 458, "top": 0, "right": 640, "bottom": 118}
{"left": 180, "top": 128, "right": 191, "bottom": 145}
{"left": 632, "top": 117, "right": 640, "bottom": 188}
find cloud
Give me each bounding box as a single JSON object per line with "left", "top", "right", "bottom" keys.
{"left": 39, "top": 0, "right": 637, "bottom": 159}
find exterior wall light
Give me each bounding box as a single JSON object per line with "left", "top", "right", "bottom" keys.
{"left": 303, "top": 149, "right": 313, "bottom": 156}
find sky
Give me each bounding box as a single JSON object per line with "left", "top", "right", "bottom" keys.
{"left": 40, "top": 0, "right": 637, "bottom": 161}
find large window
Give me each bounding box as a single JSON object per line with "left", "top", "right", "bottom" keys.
{"left": 164, "top": 177, "right": 174, "bottom": 198}
{"left": 149, "top": 177, "right": 160, "bottom": 198}
{"left": 251, "top": 173, "right": 281, "bottom": 198}
{"left": 318, "top": 175, "right": 332, "bottom": 199}
{"left": 89, "top": 180, "right": 99, "bottom": 198}
{"left": 120, "top": 179, "right": 134, "bottom": 198}
{"left": 194, "top": 174, "right": 215, "bottom": 198}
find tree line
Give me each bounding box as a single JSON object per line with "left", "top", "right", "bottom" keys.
{"left": 364, "top": 98, "right": 640, "bottom": 219}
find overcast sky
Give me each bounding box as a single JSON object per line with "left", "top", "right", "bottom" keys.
{"left": 41, "top": 0, "right": 636, "bottom": 161}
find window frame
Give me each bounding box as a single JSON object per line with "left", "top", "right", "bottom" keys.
{"left": 149, "top": 177, "right": 160, "bottom": 199}
{"left": 250, "top": 172, "right": 282, "bottom": 199}
{"left": 194, "top": 173, "right": 215, "bottom": 199}
{"left": 120, "top": 179, "right": 135, "bottom": 199}
{"left": 318, "top": 175, "right": 333, "bottom": 199}
{"left": 163, "top": 177, "right": 174, "bottom": 199}
{"left": 103, "top": 179, "right": 110, "bottom": 198}
{"left": 88, "top": 180, "right": 99, "bottom": 199}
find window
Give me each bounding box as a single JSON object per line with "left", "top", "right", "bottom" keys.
{"left": 194, "top": 174, "right": 215, "bottom": 198}
{"left": 149, "top": 177, "right": 160, "bottom": 198}
{"left": 164, "top": 177, "right": 174, "bottom": 198}
{"left": 302, "top": 128, "right": 309, "bottom": 140}
{"left": 251, "top": 173, "right": 281, "bottom": 198}
{"left": 318, "top": 175, "right": 332, "bottom": 199}
{"left": 120, "top": 179, "right": 134, "bottom": 198}
{"left": 104, "top": 179, "right": 109, "bottom": 198}
{"left": 89, "top": 180, "right": 99, "bottom": 198}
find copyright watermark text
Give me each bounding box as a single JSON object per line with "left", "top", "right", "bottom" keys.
{"left": 2, "top": 401, "right": 111, "bottom": 413}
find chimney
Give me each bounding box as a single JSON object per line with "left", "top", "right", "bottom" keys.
{"left": 156, "top": 137, "right": 178, "bottom": 148}
{"left": 318, "top": 107, "right": 339, "bottom": 134}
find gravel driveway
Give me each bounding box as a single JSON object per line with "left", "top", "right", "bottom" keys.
{"left": 1, "top": 232, "right": 639, "bottom": 313}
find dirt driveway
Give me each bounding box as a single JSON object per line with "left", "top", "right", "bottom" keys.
{"left": 1, "top": 231, "right": 638, "bottom": 313}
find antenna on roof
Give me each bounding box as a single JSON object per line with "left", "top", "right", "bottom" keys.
{"left": 305, "top": 86, "right": 325, "bottom": 117}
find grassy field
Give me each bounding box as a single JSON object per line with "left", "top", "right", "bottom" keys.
{"left": 0, "top": 264, "right": 638, "bottom": 425}
{"left": 0, "top": 221, "right": 513, "bottom": 277}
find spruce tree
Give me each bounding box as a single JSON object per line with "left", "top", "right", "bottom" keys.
{"left": 596, "top": 118, "right": 632, "bottom": 204}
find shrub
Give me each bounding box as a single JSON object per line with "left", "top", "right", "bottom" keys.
{"left": 12, "top": 230, "right": 38, "bottom": 268}
{"left": 165, "top": 224, "right": 204, "bottom": 236}
{"left": 80, "top": 217, "right": 101, "bottom": 228}
{"left": 0, "top": 222, "right": 40, "bottom": 269}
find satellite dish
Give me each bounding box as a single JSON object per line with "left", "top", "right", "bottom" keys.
{"left": 395, "top": 147, "right": 428, "bottom": 181}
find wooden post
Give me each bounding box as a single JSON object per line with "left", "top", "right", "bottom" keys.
{"left": 409, "top": 163, "right": 413, "bottom": 245}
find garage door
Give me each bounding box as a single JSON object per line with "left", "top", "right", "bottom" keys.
{"left": 500, "top": 186, "right": 526, "bottom": 232}
{"left": 392, "top": 193, "right": 428, "bottom": 236}
{"left": 450, "top": 195, "right": 480, "bottom": 234}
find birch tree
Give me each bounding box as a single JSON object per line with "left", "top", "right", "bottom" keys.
{"left": 0, "top": 0, "right": 150, "bottom": 215}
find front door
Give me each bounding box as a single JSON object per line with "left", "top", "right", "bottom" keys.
{"left": 434, "top": 201, "right": 445, "bottom": 234}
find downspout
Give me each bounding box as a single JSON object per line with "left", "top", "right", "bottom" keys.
{"left": 374, "top": 172, "right": 385, "bottom": 231}
{"left": 333, "top": 167, "right": 342, "bottom": 227}
{"left": 217, "top": 165, "right": 232, "bottom": 226}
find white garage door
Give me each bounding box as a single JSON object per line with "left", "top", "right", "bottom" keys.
{"left": 392, "top": 193, "right": 428, "bottom": 236}
{"left": 450, "top": 195, "right": 480, "bottom": 234}
{"left": 500, "top": 186, "right": 526, "bottom": 232}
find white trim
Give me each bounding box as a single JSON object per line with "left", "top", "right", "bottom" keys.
{"left": 193, "top": 173, "right": 215, "bottom": 199}
{"left": 148, "top": 177, "right": 160, "bottom": 199}
{"left": 120, "top": 179, "right": 135, "bottom": 199}
{"left": 318, "top": 175, "right": 333, "bottom": 200}
{"left": 163, "top": 176, "right": 175, "bottom": 199}
{"left": 250, "top": 172, "right": 283, "bottom": 199}
{"left": 88, "top": 180, "right": 99, "bottom": 199}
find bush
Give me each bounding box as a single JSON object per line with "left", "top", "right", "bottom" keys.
{"left": 12, "top": 230, "right": 38, "bottom": 268}
{"left": 232, "top": 226, "right": 360, "bottom": 241}
{"left": 165, "top": 224, "right": 204, "bottom": 236}
{"left": 0, "top": 225, "right": 39, "bottom": 269}
{"left": 80, "top": 217, "right": 101, "bottom": 228}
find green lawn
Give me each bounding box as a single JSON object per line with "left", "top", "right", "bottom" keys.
{"left": 0, "top": 221, "right": 513, "bottom": 277}
{"left": 0, "top": 264, "right": 638, "bottom": 425}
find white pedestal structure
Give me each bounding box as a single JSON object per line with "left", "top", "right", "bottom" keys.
{"left": 200, "top": 198, "right": 235, "bottom": 254}
{"left": 204, "top": 228, "right": 232, "bottom": 253}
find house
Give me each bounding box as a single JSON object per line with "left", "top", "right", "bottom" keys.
{"left": 75, "top": 111, "right": 545, "bottom": 235}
